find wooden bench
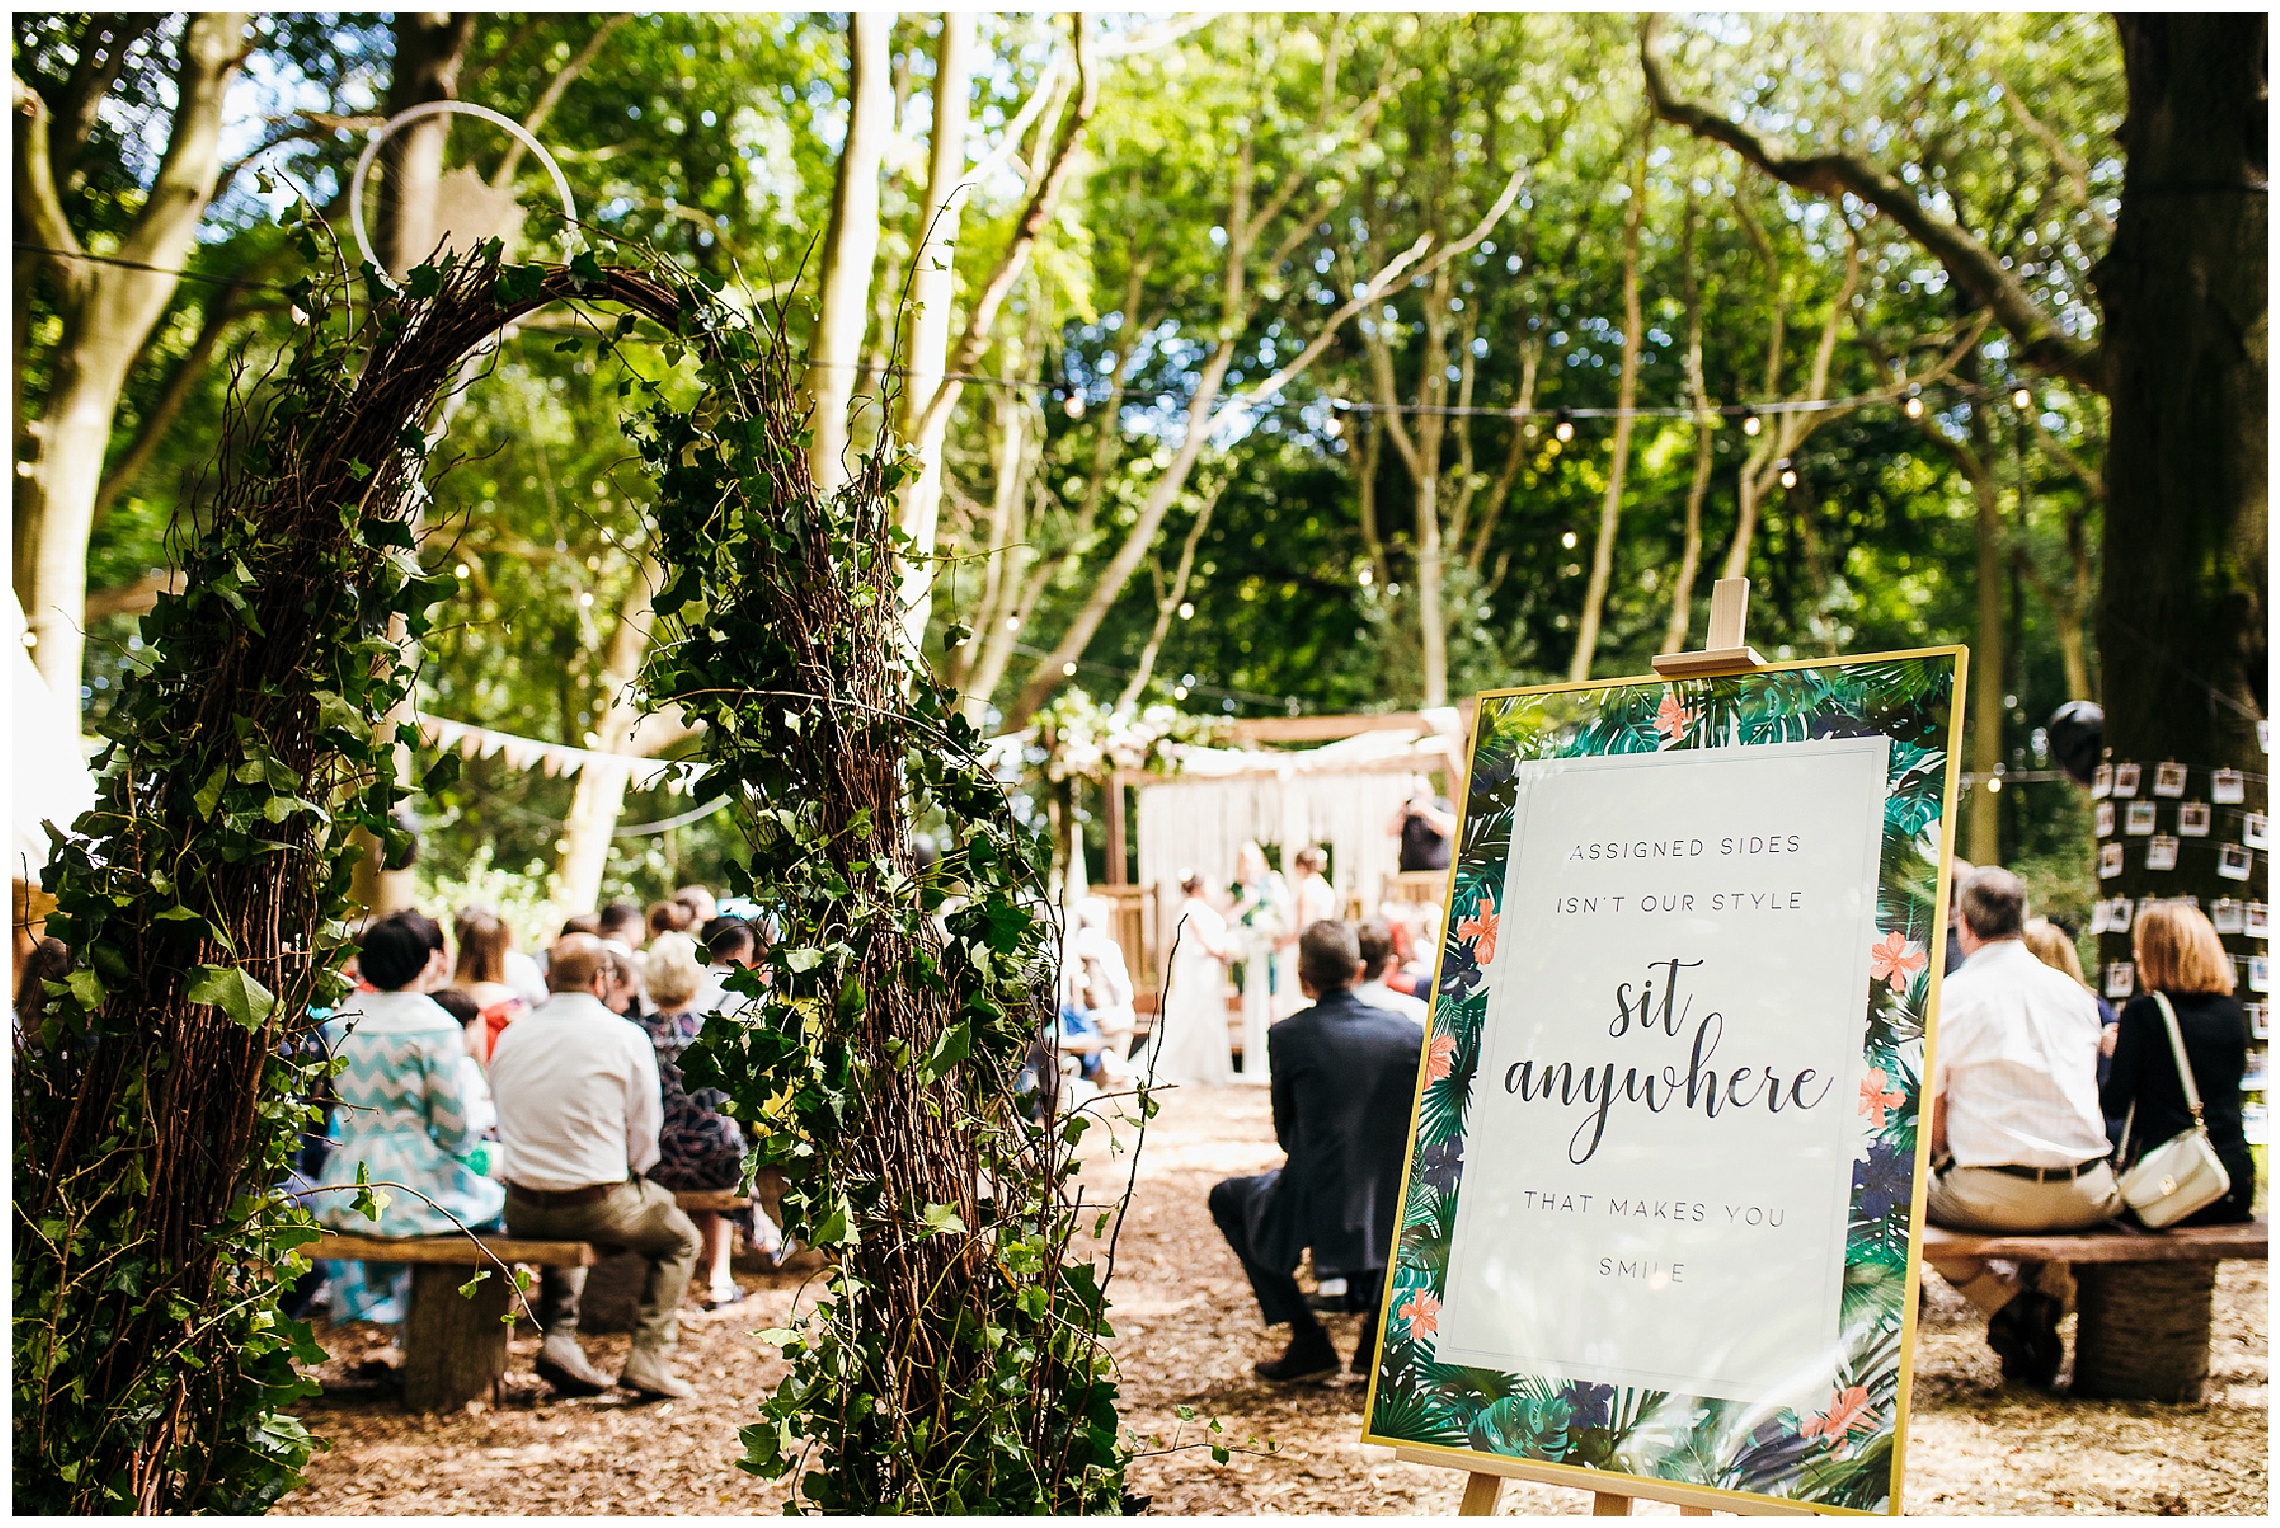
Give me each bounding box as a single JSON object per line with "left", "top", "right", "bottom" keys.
{"left": 1922, "top": 1220, "right": 2267, "bottom": 1400}
{"left": 310, "top": 1232, "right": 593, "bottom": 1411}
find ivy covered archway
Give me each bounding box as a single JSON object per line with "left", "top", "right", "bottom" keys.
{"left": 14, "top": 226, "right": 1126, "bottom": 1514}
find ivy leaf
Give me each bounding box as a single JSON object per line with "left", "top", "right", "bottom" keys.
{"left": 193, "top": 765, "right": 228, "bottom": 819}
{"left": 811, "top": 1195, "right": 857, "bottom": 1246}
{"left": 458, "top": 1269, "right": 490, "bottom": 1299}
{"left": 919, "top": 1203, "right": 967, "bottom": 1238}
{"left": 422, "top": 751, "right": 461, "bottom": 793}
{"left": 916, "top": 1020, "right": 971, "bottom": 1083}
{"left": 783, "top": 947, "right": 824, "bottom": 974}
{"left": 185, "top": 964, "right": 276, "bottom": 1030}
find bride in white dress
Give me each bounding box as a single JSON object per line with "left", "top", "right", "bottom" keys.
{"left": 1145, "top": 870, "right": 1237, "bottom": 1089}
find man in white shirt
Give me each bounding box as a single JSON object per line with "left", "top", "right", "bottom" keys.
{"left": 489, "top": 934, "right": 701, "bottom": 1401}
{"left": 1925, "top": 867, "right": 2119, "bottom": 1386}
{"left": 1353, "top": 918, "right": 1429, "bottom": 1023}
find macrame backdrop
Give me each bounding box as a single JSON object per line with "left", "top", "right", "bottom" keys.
{"left": 1134, "top": 770, "right": 1424, "bottom": 935}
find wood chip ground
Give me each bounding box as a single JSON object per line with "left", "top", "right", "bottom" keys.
{"left": 280, "top": 1086, "right": 2266, "bottom": 1515}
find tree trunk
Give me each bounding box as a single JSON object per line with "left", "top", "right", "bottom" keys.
{"left": 1570, "top": 128, "right": 1648, "bottom": 681}
{"left": 1967, "top": 393, "right": 2007, "bottom": 866}
{"left": 553, "top": 558, "right": 662, "bottom": 912}
{"left": 960, "top": 341, "right": 1034, "bottom": 725}
{"left": 377, "top": 13, "right": 475, "bottom": 276}
{"left": 894, "top": 12, "right": 976, "bottom": 645}
{"left": 2092, "top": 14, "right": 2267, "bottom": 978}
{"left": 13, "top": 13, "right": 246, "bottom": 697}
{"left": 808, "top": 12, "right": 895, "bottom": 495}
{"left": 1662, "top": 185, "right": 1713, "bottom": 654}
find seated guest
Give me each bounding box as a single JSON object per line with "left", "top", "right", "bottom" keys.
{"left": 638, "top": 933, "right": 772, "bottom": 1303}
{"left": 453, "top": 908, "right": 529, "bottom": 1066}
{"left": 674, "top": 884, "right": 718, "bottom": 928}
{"left": 699, "top": 917, "right": 761, "bottom": 1016}
{"left": 1209, "top": 920, "right": 1424, "bottom": 1381}
{"left": 646, "top": 898, "right": 694, "bottom": 944}
{"left": 600, "top": 940, "right": 646, "bottom": 1023}
{"left": 1354, "top": 918, "right": 1429, "bottom": 1023}
{"left": 315, "top": 911, "right": 505, "bottom": 1322}
{"left": 489, "top": 933, "right": 701, "bottom": 1400}
{"left": 2103, "top": 902, "right": 2256, "bottom": 1226}
{"left": 1925, "top": 867, "right": 2119, "bottom": 1387}
{"left": 1068, "top": 897, "right": 1138, "bottom": 1059}
{"left": 597, "top": 900, "right": 645, "bottom": 949}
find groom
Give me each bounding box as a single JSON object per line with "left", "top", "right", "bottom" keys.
{"left": 1208, "top": 919, "right": 1426, "bottom": 1382}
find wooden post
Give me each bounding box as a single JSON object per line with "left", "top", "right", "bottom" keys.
{"left": 1651, "top": 576, "right": 1766, "bottom": 679}
{"left": 1105, "top": 772, "right": 1129, "bottom": 885}
{"left": 1458, "top": 1472, "right": 1502, "bottom": 1515}
{"left": 401, "top": 1262, "right": 512, "bottom": 1411}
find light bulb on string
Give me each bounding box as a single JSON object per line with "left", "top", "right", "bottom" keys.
{"left": 1062, "top": 661, "right": 1079, "bottom": 677}
{"left": 1177, "top": 601, "right": 1195, "bottom": 620}
{"left": 1741, "top": 408, "right": 1762, "bottom": 436}
{"left": 1172, "top": 684, "right": 1188, "bottom": 700}
{"left": 1779, "top": 460, "right": 1798, "bottom": 490}
{"left": 2011, "top": 386, "right": 2033, "bottom": 410}
{"left": 1064, "top": 393, "right": 1085, "bottom": 419}
{"left": 1561, "top": 530, "right": 1579, "bottom": 550}
{"left": 1005, "top": 615, "right": 1021, "bottom": 632}
{"left": 1552, "top": 408, "right": 1575, "bottom": 443}
{"left": 1903, "top": 390, "right": 1925, "bottom": 419}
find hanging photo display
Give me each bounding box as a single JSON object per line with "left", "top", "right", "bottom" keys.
{"left": 2105, "top": 961, "right": 2136, "bottom": 1000}
{"left": 2094, "top": 801, "right": 2115, "bottom": 838}
{"left": 2213, "top": 768, "right": 2247, "bottom": 806}
{"left": 2146, "top": 836, "right": 2181, "bottom": 872}
{"left": 2244, "top": 812, "right": 2268, "bottom": 850}
{"left": 1362, "top": 650, "right": 1965, "bottom": 1516}
{"left": 2098, "top": 843, "right": 2124, "bottom": 879}
{"left": 2153, "top": 761, "right": 2189, "bottom": 798}
{"left": 2250, "top": 1002, "right": 2270, "bottom": 1042}
{"left": 2212, "top": 899, "right": 2246, "bottom": 935}
{"left": 2091, "top": 763, "right": 2114, "bottom": 799}
{"left": 2219, "top": 845, "right": 2255, "bottom": 882}
{"left": 2250, "top": 955, "right": 2271, "bottom": 995}
{"left": 2124, "top": 801, "right": 2158, "bottom": 836}
{"left": 2248, "top": 902, "right": 2269, "bottom": 940}
{"left": 2111, "top": 762, "right": 2141, "bottom": 798}
{"left": 2178, "top": 802, "right": 2213, "bottom": 837}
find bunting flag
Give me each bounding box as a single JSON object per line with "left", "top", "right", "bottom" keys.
{"left": 415, "top": 713, "right": 704, "bottom": 795}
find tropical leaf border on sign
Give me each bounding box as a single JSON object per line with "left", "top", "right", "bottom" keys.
{"left": 1360, "top": 650, "right": 1966, "bottom": 1517}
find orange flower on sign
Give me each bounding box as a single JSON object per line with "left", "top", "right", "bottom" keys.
{"left": 1398, "top": 1290, "right": 1442, "bottom": 1341}
{"left": 1425, "top": 1031, "right": 1457, "bottom": 1085}
{"left": 1857, "top": 1067, "right": 1906, "bottom": 1128}
{"left": 1455, "top": 891, "right": 1499, "bottom": 966}
{"left": 1868, "top": 931, "right": 1927, "bottom": 991}
{"left": 1800, "top": 1385, "right": 1877, "bottom": 1445}
{"left": 1654, "top": 690, "right": 1696, "bottom": 740}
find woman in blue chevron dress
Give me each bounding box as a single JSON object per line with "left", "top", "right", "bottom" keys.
{"left": 315, "top": 911, "right": 505, "bottom": 1321}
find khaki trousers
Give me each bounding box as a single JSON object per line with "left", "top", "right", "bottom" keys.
{"left": 505, "top": 1178, "right": 700, "bottom": 1357}
{"left": 1926, "top": 1163, "right": 2121, "bottom": 1315}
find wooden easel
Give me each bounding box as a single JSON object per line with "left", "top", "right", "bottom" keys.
{"left": 1419, "top": 577, "right": 1776, "bottom": 1519}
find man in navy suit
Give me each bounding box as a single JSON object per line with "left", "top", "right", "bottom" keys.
{"left": 1209, "top": 919, "right": 1426, "bottom": 1382}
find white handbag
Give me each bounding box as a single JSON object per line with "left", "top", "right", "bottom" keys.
{"left": 2114, "top": 991, "right": 2231, "bottom": 1229}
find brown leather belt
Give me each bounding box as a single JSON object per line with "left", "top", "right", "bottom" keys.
{"left": 507, "top": 1181, "right": 616, "bottom": 1208}
{"left": 1978, "top": 1159, "right": 2107, "bottom": 1183}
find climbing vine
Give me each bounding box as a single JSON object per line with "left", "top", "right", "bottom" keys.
{"left": 630, "top": 283, "right": 1129, "bottom": 1513}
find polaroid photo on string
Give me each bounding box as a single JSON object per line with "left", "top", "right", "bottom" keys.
{"left": 2147, "top": 836, "right": 2181, "bottom": 871}
{"left": 2154, "top": 761, "right": 2188, "bottom": 797}
{"left": 2245, "top": 813, "right": 2268, "bottom": 850}
{"left": 2105, "top": 962, "right": 2135, "bottom": 1000}
{"left": 2219, "top": 844, "right": 2255, "bottom": 882}
{"left": 2214, "top": 768, "right": 2247, "bottom": 805}
{"left": 2095, "top": 801, "right": 2115, "bottom": 837}
{"left": 2090, "top": 901, "right": 2111, "bottom": 934}
{"left": 2179, "top": 802, "right": 2213, "bottom": 837}
{"left": 2213, "top": 899, "right": 2246, "bottom": 935}
{"left": 2099, "top": 843, "right": 2125, "bottom": 879}
{"left": 2249, "top": 901, "right": 2269, "bottom": 939}
{"left": 2250, "top": 1002, "right": 2270, "bottom": 1042}
{"left": 2092, "top": 763, "right": 2114, "bottom": 798}
{"left": 2112, "top": 762, "right": 2142, "bottom": 797}
{"left": 2250, "top": 955, "right": 2271, "bottom": 994}
{"left": 2125, "top": 801, "right": 2158, "bottom": 835}
{"left": 2108, "top": 897, "right": 2135, "bottom": 933}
